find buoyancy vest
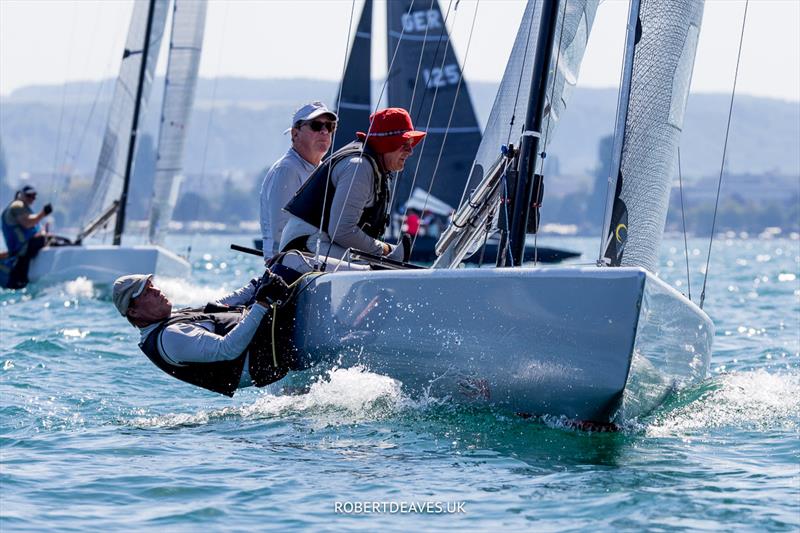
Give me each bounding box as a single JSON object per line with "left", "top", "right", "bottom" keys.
{"left": 284, "top": 141, "right": 392, "bottom": 242}
{"left": 2, "top": 201, "right": 38, "bottom": 256}
{"left": 139, "top": 303, "right": 296, "bottom": 397}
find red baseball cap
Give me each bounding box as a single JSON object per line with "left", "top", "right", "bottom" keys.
{"left": 357, "top": 108, "right": 426, "bottom": 154}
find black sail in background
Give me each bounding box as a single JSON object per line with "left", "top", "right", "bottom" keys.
{"left": 386, "top": 0, "right": 481, "bottom": 214}
{"left": 333, "top": 0, "right": 373, "bottom": 152}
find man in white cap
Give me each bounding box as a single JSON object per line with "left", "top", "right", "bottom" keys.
{"left": 112, "top": 271, "right": 300, "bottom": 397}
{"left": 259, "top": 101, "right": 338, "bottom": 260}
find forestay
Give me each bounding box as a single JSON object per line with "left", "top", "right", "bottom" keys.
{"left": 148, "top": 0, "right": 207, "bottom": 245}
{"left": 602, "top": 0, "right": 704, "bottom": 272}
{"left": 463, "top": 0, "right": 597, "bottom": 207}
{"left": 386, "top": 0, "right": 482, "bottom": 213}
{"left": 435, "top": 0, "right": 597, "bottom": 267}
{"left": 333, "top": 0, "right": 373, "bottom": 153}
{"left": 84, "top": 0, "right": 169, "bottom": 236}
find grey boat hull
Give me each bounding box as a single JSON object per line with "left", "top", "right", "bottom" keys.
{"left": 287, "top": 267, "right": 713, "bottom": 424}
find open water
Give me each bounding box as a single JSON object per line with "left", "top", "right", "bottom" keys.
{"left": 1, "top": 234, "right": 798, "bottom": 531}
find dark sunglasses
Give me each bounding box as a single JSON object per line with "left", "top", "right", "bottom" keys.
{"left": 304, "top": 120, "right": 336, "bottom": 133}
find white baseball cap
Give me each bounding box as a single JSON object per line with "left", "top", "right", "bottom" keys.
{"left": 283, "top": 101, "right": 338, "bottom": 134}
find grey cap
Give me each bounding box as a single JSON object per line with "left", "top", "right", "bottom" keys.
{"left": 112, "top": 274, "right": 152, "bottom": 316}
{"left": 284, "top": 101, "right": 338, "bottom": 134}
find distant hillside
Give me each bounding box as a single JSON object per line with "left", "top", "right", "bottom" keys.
{"left": 1, "top": 77, "right": 798, "bottom": 184}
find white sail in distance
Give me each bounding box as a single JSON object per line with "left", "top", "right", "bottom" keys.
{"left": 84, "top": 0, "right": 169, "bottom": 236}
{"left": 148, "top": 0, "right": 207, "bottom": 245}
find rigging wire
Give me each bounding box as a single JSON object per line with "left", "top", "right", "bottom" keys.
{"left": 191, "top": 0, "right": 231, "bottom": 247}
{"left": 395, "top": 0, "right": 455, "bottom": 249}
{"left": 409, "top": 0, "right": 480, "bottom": 256}
{"left": 496, "top": 0, "right": 539, "bottom": 267}
{"left": 700, "top": 0, "right": 749, "bottom": 310}
{"left": 48, "top": 4, "right": 80, "bottom": 204}
{"left": 313, "top": 0, "right": 357, "bottom": 261}
{"left": 56, "top": 3, "right": 106, "bottom": 199}
{"left": 388, "top": 0, "right": 436, "bottom": 237}
{"left": 320, "top": 0, "right": 418, "bottom": 267}
{"left": 677, "top": 147, "right": 692, "bottom": 301}
{"left": 530, "top": 0, "right": 569, "bottom": 266}
{"left": 598, "top": 0, "right": 638, "bottom": 264}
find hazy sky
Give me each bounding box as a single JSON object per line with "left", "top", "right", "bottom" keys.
{"left": 1, "top": 0, "right": 798, "bottom": 101}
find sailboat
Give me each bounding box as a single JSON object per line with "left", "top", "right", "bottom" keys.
{"left": 283, "top": 0, "right": 712, "bottom": 426}
{"left": 26, "top": 0, "right": 206, "bottom": 286}
{"left": 327, "top": 0, "right": 580, "bottom": 264}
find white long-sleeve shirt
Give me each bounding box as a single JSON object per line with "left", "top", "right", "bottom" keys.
{"left": 259, "top": 148, "right": 317, "bottom": 258}
{"left": 138, "top": 279, "right": 268, "bottom": 387}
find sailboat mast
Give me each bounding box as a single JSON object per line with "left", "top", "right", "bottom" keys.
{"left": 113, "top": 0, "right": 157, "bottom": 246}
{"left": 508, "top": 0, "right": 560, "bottom": 264}
{"left": 598, "top": 0, "right": 641, "bottom": 265}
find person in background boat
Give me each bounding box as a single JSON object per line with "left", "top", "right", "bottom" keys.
{"left": 279, "top": 107, "right": 426, "bottom": 262}
{"left": 259, "top": 101, "right": 338, "bottom": 260}
{"left": 402, "top": 209, "right": 421, "bottom": 237}
{"left": 112, "top": 271, "right": 303, "bottom": 397}
{"left": 1, "top": 185, "right": 53, "bottom": 289}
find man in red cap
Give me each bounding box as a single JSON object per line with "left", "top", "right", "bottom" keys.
{"left": 279, "top": 108, "right": 425, "bottom": 262}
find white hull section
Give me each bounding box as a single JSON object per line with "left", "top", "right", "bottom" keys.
{"left": 289, "top": 267, "right": 712, "bottom": 424}
{"left": 28, "top": 245, "right": 190, "bottom": 285}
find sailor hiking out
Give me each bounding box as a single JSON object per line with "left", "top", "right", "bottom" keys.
{"left": 112, "top": 271, "right": 303, "bottom": 396}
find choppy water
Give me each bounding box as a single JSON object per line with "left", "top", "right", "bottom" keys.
{"left": 1, "top": 235, "right": 798, "bottom": 531}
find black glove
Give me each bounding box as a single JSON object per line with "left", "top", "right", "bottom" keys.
{"left": 401, "top": 232, "right": 412, "bottom": 262}
{"left": 43, "top": 203, "right": 53, "bottom": 215}
{"left": 255, "top": 270, "right": 291, "bottom": 305}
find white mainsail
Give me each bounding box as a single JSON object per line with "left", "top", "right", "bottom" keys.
{"left": 148, "top": 0, "right": 207, "bottom": 245}
{"left": 83, "top": 0, "right": 169, "bottom": 238}
{"left": 602, "top": 0, "right": 704, "bottom": 272}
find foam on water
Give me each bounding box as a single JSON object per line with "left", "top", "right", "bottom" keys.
{"left": 155, "top": 276, "right": 229, "bottom": 307}
{"left": 647, "top": 370, "right": 800, "bottom": 436}
{"left": 127, "top": 366, "right": 422, "bottom": 430}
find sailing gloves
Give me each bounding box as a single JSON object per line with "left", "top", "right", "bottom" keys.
{"left": 386, "top": 233, "right": 412, "bottom": 263}
{"left": 42, "top": 203, "right": 53, "bottom": 215}
{"left": 255, "top": 270, "right": 292, "bottom": 306}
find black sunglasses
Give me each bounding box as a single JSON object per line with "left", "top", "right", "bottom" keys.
{"left": 304, "top": 120, "right": 336, "bottom": 133}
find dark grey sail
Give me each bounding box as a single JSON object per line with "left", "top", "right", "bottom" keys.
{"left": 386, "top": 0, "right": 481, "bottom": 214}
{"left": 333, "top": 0, "right": 373, "bottom": 152}
{"left": 601, "top": 0, "right": 704, "bottom": 272}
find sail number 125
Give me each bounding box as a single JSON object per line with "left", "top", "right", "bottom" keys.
{"left": 423, "top": 64, "right": 460, "bottom": 88}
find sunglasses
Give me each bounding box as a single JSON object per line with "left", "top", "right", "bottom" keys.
{"left": 303, "top": 120, "right": 336, "bottom": 133}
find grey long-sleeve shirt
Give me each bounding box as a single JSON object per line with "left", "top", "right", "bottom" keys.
{"left": 138, "top": 279, "right": 268, "bottom": 387}
{"left": 280, "top": 155, "right": 389, "bottom": 258}
{"left": 259, "top": 148, "right": 317, "bottom": 258}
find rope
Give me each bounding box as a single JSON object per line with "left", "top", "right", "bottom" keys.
{"left": 677, "top": 147, "right": 691, "bottom": 301}
{"left": 700, "top": 0, "right": 749, "bottom": 310}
